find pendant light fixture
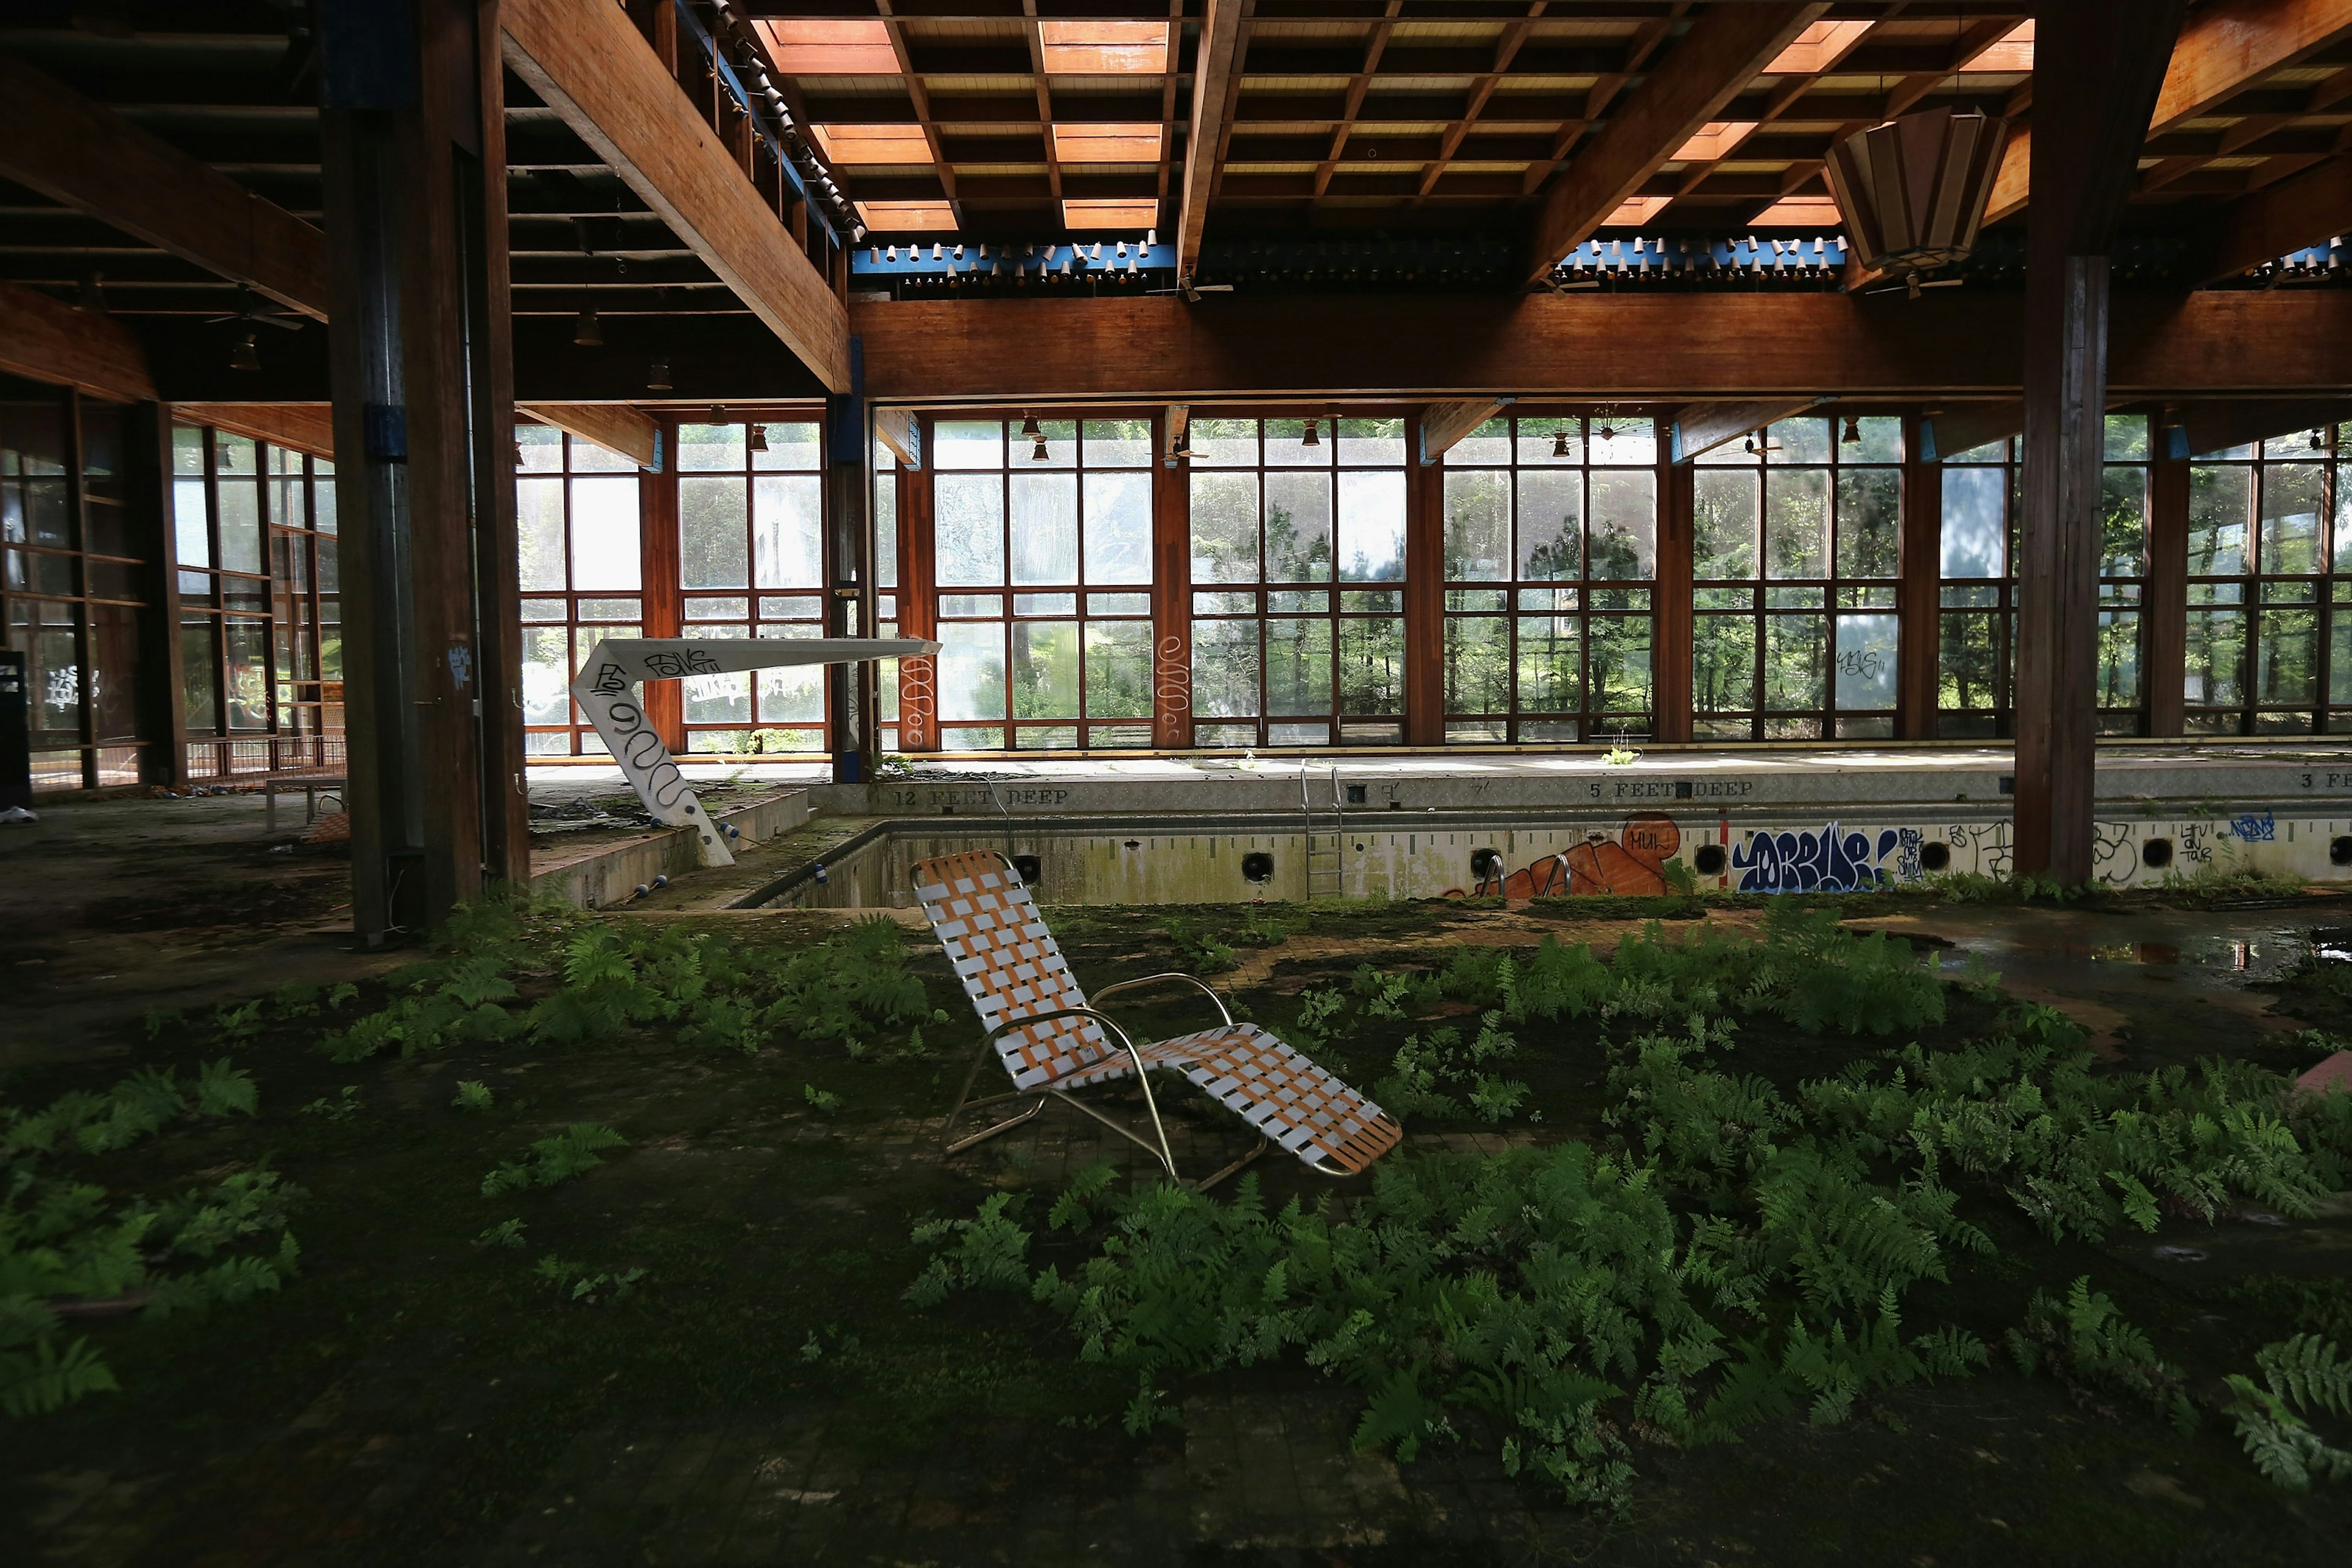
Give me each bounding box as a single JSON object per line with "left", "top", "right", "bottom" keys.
{"left": 709, "top": 404, "right": 728, "bottom": 427}
{"left": 572, "top": 307, "right": 603, "bottom": 347}
{"left": 230, "top": 331, "right": 260, "bottom": 372}
{"left": 1551, "top": 428, "right": 1571, "bottom": 459}
{"left": 1824, "top": 107, "right": 2006, "bottom": 290}
{"left": 1302, "top": 417, "right": 1320, "bottom": 448}
{"left": 748, "top": 423, "right": 769, "bottom": 453}
{"left": 1031, "top": 432, "right": 1051, "bottom": 462}
{"left": 1019, "top": 412, "right": 1042, "bottom": 439}
{"left": 647, "top": 357, "right": 673, "bottom": 391}
{"left": 1842, "top": 417, "right": 1863, "bottom": 446}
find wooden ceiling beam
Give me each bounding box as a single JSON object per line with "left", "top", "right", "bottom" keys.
{"left": 1415, "top": 6, "right": 1542, "bottom": 200}
{"left": 1918, "top": 402, "right": 2024, "bottom": 462}
{"left": 2178, "top": 396, "right": 2352, "bottom": 455}
{"left": 874, "top": 0, "right": 963, "bottom": 227}
{"left": 1983, "top": 0, "right": 2352, "bottom": 226}
{"left": 1519, "top": 2, "right": 1828, "bottom": 287}
{"left": 0, "top": 54, "right": 327, "bottom": 321}
{"left": 1518, "top": 6, "right": 1687, "bottom": 199}
{"left": 1314, "top": 1, "right": 1400, "bottom": 201}
{"left": 2192, "top": 149, "right": 2352, "bottom": 279}
{"left": 851, "top": 291, "right": 2352, "bottom": 402}
{"left": 501, "top": 0, "right": 851, "bottom": 392}
{"left": 0, "top": 278, "right": 158, "bottom": 403}
{"left": 173, "top": 401, "right": 334, "bottom": 456}
{"left": 1419, "top": 396, "right": 1515, "bottom": 464}
{"left": 1668, "top": 396, "right": 1834, "bottom": 462}
{"left": 1178, "top": 0, "right": 1247, "bottom": 284}
{"left": 519, "top": 402, "right": 662, "bottom": 469}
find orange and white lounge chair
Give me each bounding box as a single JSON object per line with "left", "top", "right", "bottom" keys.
{"left": 911, "top": 850, "right": 1403, "bottom": 1188}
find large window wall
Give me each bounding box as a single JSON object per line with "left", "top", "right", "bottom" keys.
{"left": 1189, "top": 415, "right": 1408, "bottom": 747}
{"left": 933, "top": 415, "right": 1157, "bottom": 750}
{"left": 1441, "top": 415, "right": 1656, "bottom": 742}
{"left": 518, "top": 424, "right": 643, "bottom": 756}
{"left": 172, "top": 421, "right": 341, "bottom": 778}
{"left": 2186, "top": 425, "right": 2348, "bottom": 734}
{"left": 674, "top": 418, "right": 828, "bottom": 754}
{"left": 1936, "top": 415, "right": 2149, "bottom": 738}
{"left": 1693, "top": 416, "right": 1901, "bottom": 740}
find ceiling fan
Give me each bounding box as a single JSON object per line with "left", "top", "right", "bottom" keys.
{"left": 1860, "top": 273, "right": 1965, "bottom": 300}
{"left": 1147, "top": 279, "right": 1235, "bottom": 302}
{"left": 202, "top": 284, "right": 305, "bottom": 333}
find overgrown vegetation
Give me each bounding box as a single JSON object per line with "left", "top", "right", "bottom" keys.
{"left": 908, "top": 908, "right": 2352, "bottom": 1510}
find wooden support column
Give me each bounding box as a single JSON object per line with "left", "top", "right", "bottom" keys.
{"left": 638, "top": 418, "right": 683, "bottom": 750}
{"left": 2014, "top": 0, "right": 2188, "bottom": 884}
{"left": 1898, "top": 415, "right": 1942, "bottom": 739}
{"left": 1653, "top": 454, "right": 1694, "bottom": 744}
{"left": 1150, "top": 412, "right": 1193, "bottom": 750}
{"left": 119, "top": 401, "right": 190, "bottom": 788}
{"left": 899, "top": 419, "right": 939, "bottom": 752}
{"left": 320, "top": 0, "right": 526, "bottom": 941}
{"left": 2146, "top": 438, "right": 2190, "bottom": 736}
{"left": 824, "top": 341, "right": 876, "bottom": 777}
{"left": 1402, "top": 412, "right": 1446, "bottom": 747}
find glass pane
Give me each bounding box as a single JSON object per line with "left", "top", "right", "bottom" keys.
{"left": 938, "top": 620, "right": 1007, "bottom": 720}
{"left": 1449, "top": 418, "right": 1510, "bottom": 467}
{"left": 1588, "top": 417, "right": 1655, "bottom": 466}
{"left": 2097, "top": 609, "right": 2140, "bottom": 706}
{"left": 1189, "top": 617, "right": 1260, "bottom": 717}
{"left": 1189, "top": 471, "right": 1258, "bottom": 583}
{"left": 1941, "top": 464, "right": 2005, "bottom": 578}
{"left": 174, "top": 478, "right": 211, "bottom": 566}
{"left": 521, "top": 625, "right": 570, "bottom": 725}
{"left": 224, "top": 618, "right": 270, "bottom": 730}
{"left": 1082, "top": 470, "right": 1151, "bottom": 582}
{"left": 1338, "top": 614, "right": 1403, "bottom": 714}
{"left": 873, "top": 448, "right": 898, "bottom": 589}
{"left": 1588, "top": 616, "right": 1652, "bottom": 712}
{"left": 1764, "top": 613, "right": 1825, "bottom": 709}
{"left": 2188, "top": 464, "right": 2250, "bottom": 575}
{"left": 1515, "top": 416, "right": 1579, "bottom": 467}
{"left": 1834, "top": 469, "right": 1899, "bottom": 578}
{"left": 1022, "top": 419, "right": 1076, "bottom": 469}
{"left": 2103, "top": 413, "right": 2147, "bottom": 462}
{"left": 1264, "top": 471, "right": 1333, "bottom": 582}
{"left": 1764, "top": 469, "right": 1828, "bottom": 578}
{"left": 2257, "top": 606, "right": 2317, "bottom": 706}
{"left": 518, "top": 476, "right": 565, "bottom": 590}
{"left": 1693, "top": 468, "right": 1755, "bottom": 579}
{"left": 1516, "top": 470, "right": 1581, "bottom": 581}
{"left": 1940, "top": 612, "right": 2001, "bottom": 712}
{"left": 1767, "top": 419, "right": 1830, "bottom": 465}
{"left": 516, "top": 424, "right": 563, "bottom": 472}
{"left": 1445, "top": 615, "right": 1510, "bottom": 714}
{"left": 2100, "top": 466, "right": 2146, "bottom": 577}
{"left": 1083, "top": 620, "right": 1151, "bottom": 717}
{"left": 1189, "top": 418, "right": 1257, "bottom": 467}
{"left": 2184, "top": 609, "right": 2244, "bottom": 706}
{"left": 683, "top": 625, "right": 752, "bottom": 724}
{"left": 2260, "top": 463, "right": 2324, "bottom": 575}
{"left": 1265, "top": 416, "right": 1333, "bottom": 467}
{"left": 677, "top": 423, "right": 745, "bottom": 472}
{"left": 180, "top": 620, "right": 218, "bottom": 732}
{"left": 680, "top": 476, "right": 749, "bottom": 589}
{"left": 1336, "top": 470, "right": 1406, "bottom": 581}
{"left": 1444, "top": 470, "right": 1510, "bottom": 582}
{"left": 1010, "top": 472, "right": 1079, "bottom": 585}
{"left": 1833, "top": 613, "right": 1897, "bottom": 709}
{"left": 569, "top": 475, "right": 641, "bottom": 590}
{"left": 1587, "top": 470, "right": 1656, "bottom": 579}
{"left": 1265, "top": 616, "right": 1332, "bottom": 715}
{"left": 754, "top": 475, "right": 823, "bottom": 589}
{"left": 1083, "top": 418, "right": 1153, "bottom": 468}
{"left": 1338, "top": 417, "right": 1406, "bottom": 467}
{"left": 1694, "top": 616, "right": 1757, "bottom": 713}
{"left": 754, "top": 421, "right": 822, "bottom": 471}
{"left": 1514, "top": 614, "right": 1580, "bottom": 712}
{"left": 1849, "top": 417, "right": 1903, "bottom": 463}
{"left": 934, "top": 420, "right": 1004, "bottom": 470}
{"left": 1012, "top": 620, "right": 1080, "bottom": 718}
{"left": 172, "top": 424, "right": 205, "bottom": 475}
{"left": 218, "top": 480, "right": 262, "bottom": 575}
{"left": 935, "top": 473, "right": 1006, "bottom": 587}
{"left": 756, "top": 624, "right": 824, "bottom": 723}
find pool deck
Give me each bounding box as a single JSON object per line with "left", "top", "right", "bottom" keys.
{"left": 529, "top": 741, "right": 2352, "bottom": 820}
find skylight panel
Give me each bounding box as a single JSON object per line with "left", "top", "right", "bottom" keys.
{"left": 813, "top": 124, "right": 932, "bottom": 164}
{"left": 1050, "top": 123, "right": 1164, "bottom": 163}
{"left": 1763, "top": 20, "right": 1872, "bottom": 75}
{"left": 1958, "top": 21, "right": 2033, "bottom": 72}
{"left": 1751, "top": 195, "right": 1843, "bottom": 227}
{"left": 1672, "top": 123, "right": 1758, "bottom": 163}
{"left": 856, "top": 200, "right": 957, "bottom": 233}
{"left": 1062, "top": 198, "right": 1159, "bottom": 230}
{"left": 1038, "top": 20, "right": 1171, "bottom": 75}
{"left": 758, "top": 19, "right": 898, "bottom": 75}
{"left": 1600, "top": 197, "right": 1670, "bottom": 227}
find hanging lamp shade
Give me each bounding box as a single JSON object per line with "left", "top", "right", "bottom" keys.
{"left": 1823, "top": 108, "right": 2005, "bottom": 279}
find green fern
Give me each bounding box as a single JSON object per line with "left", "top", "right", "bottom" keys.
{"left": 480, "top": 1123, "right": 628, "bottom": 1196}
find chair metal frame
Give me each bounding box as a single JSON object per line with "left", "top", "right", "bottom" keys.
{"left": 926, "top": 853, "right": 1362, "bottom": 1189}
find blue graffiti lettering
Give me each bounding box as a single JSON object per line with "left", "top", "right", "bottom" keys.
{"left": 1730, "top": 821, "right": 1901, "bottom": 894}
{"left": 2229, "top": 810, "right": 2276, "bottom": 843}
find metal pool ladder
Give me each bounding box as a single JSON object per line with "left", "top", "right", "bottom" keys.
{"left": 1301, "top": 762, "right": 1345, "bottom": 900}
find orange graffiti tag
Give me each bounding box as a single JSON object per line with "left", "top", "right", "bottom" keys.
{"left": 1566, "top": 814, "right": 1683, "bottom": 896}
